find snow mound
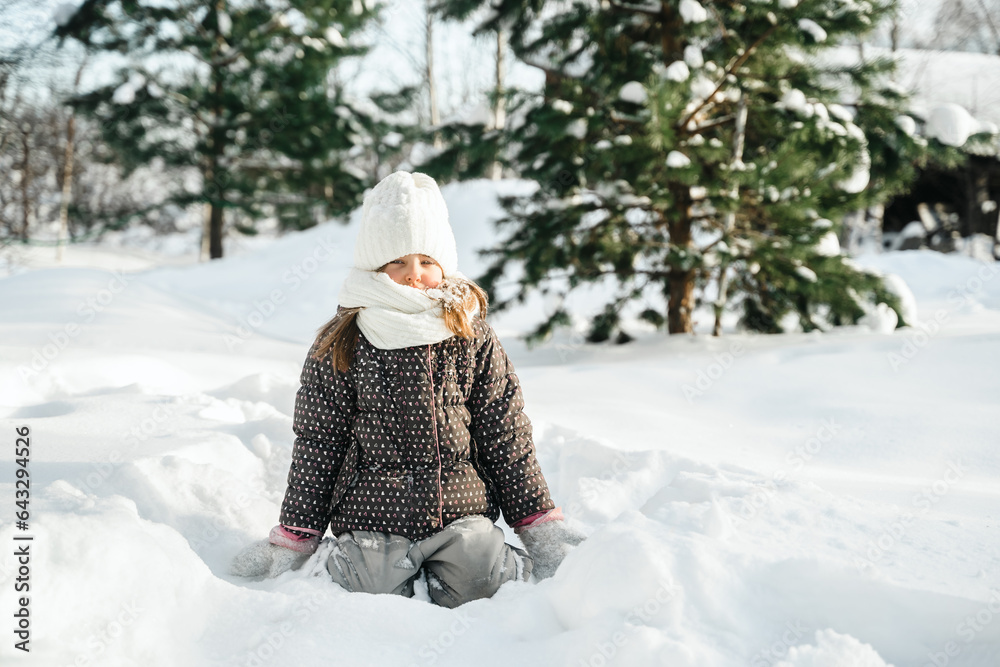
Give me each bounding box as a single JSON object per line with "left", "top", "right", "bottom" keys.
{"left": 857, "top": 300, "right": 898, "bottom": 334}
{"left": 1, "top": 179, "right": 999, "bottom": 666}
{"left": 880, "top": 272, "right": 918, "bottom": 326}
{"left": 776, "top": 629, "right": 891, "bottom": 666}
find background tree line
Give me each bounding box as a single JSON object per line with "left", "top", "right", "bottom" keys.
{"left": 0, "top": 0, "right": 994, "bottom": 340}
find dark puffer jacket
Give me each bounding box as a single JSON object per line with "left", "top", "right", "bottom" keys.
{"left": 278, "top": 318, "right": 555, "bottom": 541}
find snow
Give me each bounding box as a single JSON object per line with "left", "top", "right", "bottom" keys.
{"left": 565, "top": 118, "right": 588, "bottom": 139}
{"left": 324, "top": 26, "right": 347, "bottom": 47}
{"left": 690, "top": 75, "right": 717, "bottom": 101}
{"left": 446, "top": 102, "right": 495, "bottom": 127}
{"left": 857, "top": 299, "right": 899, "bottom": 334}
{"left": 795, "top": 265, "right": 818, "bottom": 282}
{"left": 619, "top": 81, "right": 648, "bottom": 105}
{"left": 552, "top": 99, "right": 574, "bottom": 114}
{"left": 2, "top": 180, "right": 1000, "bottom": 666}
{"left": 683, "top": 45, "right": 704, "bottom": 69}
{"left": 828, "top": 104, "right": 855, "bottom": 123}
{"left": 778, "top": 88, "right": 810, "bottom": 115}
{"left": 407, "top": 141, "right": 443, "bottom": 167}
{"left": 837, "top": 148, "right": 871, "bottom": 194}
{"left": 814, "top": 231, "right": 841, "bottom": 257}
{"left": 382, "top": 131, "right": 403, "bottom": 147}
{"left": 821, "top": 47, "right": 1000, "bottom": 138}
{"left": 775, "top": 629, "right": 890, "bottom": 666}
{"left": 664, "top": 61, "right": 691, "bottom": 82}
{"left": 679, "top": 0, "right": 708, "bottom": 24}
{"left": 880, "top": 272, "right": 919, "bottom": 326}
{"left": 665, "top": 151, "right": 692, "bottom": 168}
{"left": 895, "top": 114, "right": 917, "bottom": 137}
{"left": 798, "top": 19, "right": 828, "bottom": 43}
{"left": 926, "top": 103, "right": 980, "bottom": 147}
{"left": 112, "top": 73, "right": 147, "bottom": 105}
{"left": 51, "top": 2, "right": 77, "bottom": 26}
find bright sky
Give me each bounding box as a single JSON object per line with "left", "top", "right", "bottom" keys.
{"left": 0, "top": 0, "right": 544, "bottom": 120}
{"left": 0, "top": 0, "right": 990, "bottom": 128}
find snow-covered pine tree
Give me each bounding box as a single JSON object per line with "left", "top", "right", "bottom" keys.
{"left": 54, "top": 0, "right": 404, "bottom": 258}
{"left": 434, "top": 0, "right": 926, "bottom": 340}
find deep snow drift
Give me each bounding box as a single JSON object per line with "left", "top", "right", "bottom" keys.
{"left": 1, "top": 179, "right": 999, "bottom": 667}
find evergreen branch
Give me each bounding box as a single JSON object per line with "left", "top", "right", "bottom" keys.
{"left": 678, "top": 25, "right": 778, "bottom": 133}
{"left": 687, "top": 112, "right": 736, "bottom": 136}
{"left": 206, "top": 17, "right": 299, "bottom": 69}
{"left": 609, "top": 109, "right": 647, "bottom": 125}
{"left": 605, "top": 0, "right": 662, "bottom": 19}
{"left": 519, "top": 57, "right": 584, "bottom": 83}
{"left": 536, "top": 267, "right": 672, "bottom": 281}
{"left": 210, "top": 48, "right": 244, "bottom": 69}
{"left": 190, "top": 13, "right": 286, "bottom": 69}
{"left": 705, "top": 3, "right": 731, "bottom": 43}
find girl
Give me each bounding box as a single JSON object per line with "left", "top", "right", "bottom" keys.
{"left": 231, "top": 171, "right": 585, "bottom": 608}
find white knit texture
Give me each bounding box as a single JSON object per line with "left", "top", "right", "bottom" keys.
{"left": 353, "top": 171, "right": 458, "bottom": 275}
{"left": 339, "top": 270, "right": 467, "bottom": 350}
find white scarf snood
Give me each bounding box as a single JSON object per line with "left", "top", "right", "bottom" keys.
{"left": 338, "top": 268, "right": 476, "bottom": 350}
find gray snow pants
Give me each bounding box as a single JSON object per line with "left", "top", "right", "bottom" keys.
{"left": 326, "top": 515, "right": 532, "bottom": 608}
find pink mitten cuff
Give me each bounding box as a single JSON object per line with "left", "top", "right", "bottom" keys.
{"left": 269, "top": 525, "right": 321, "bottom": 554}
{"left": 513, "top": 507, "right": 564, "bottom": 534}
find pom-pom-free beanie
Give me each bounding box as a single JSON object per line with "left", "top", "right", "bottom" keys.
{"left": 353, "top": 171, "right": 458, "bottom": 275}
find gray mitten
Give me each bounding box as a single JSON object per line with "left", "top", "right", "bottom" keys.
{"left": 230, "top": 539, "right": 309, "bottom": 578}
{"left": 518, "top": 520, "right": 587, "bottom": 580}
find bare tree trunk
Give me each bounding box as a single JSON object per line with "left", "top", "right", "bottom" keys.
{"left": 668, "top": 233, "right": 695, "bottom": 334}
{"left": 668, "top": 274, "right": 696, "bottom": 333}
{"left": 713, "top": 96, "right": 748, "bottom": 337}
{"left": 200, "top": 203, "right": 212, "bottom": 261}
{"left": 426, "top": 1, "right": 441, "bottom": 149}
{"left": 57, "top": 60, "right": 87, "bottom": 262}
{"left": 203, "top": 0, "right": 227, "bottom": 260}
{"left": 208, "top": 190, "right": 224, "bottom": 259}
{"left": 967, "top": 160, "right": 989, "bottom": 236}
{"left": 56, "top": 113, "right": 75, "bottom": 262}
{"left": 972, "top": 0, "right": 1000, "bottom": 54}
{"left": 865, "top": 205, "right": 885, "bottom": 253}
{"left": 661, "top": 2, "right": 692, "bottom": 334}
{"left": 490, "top": 29, "right": 507, "bottom": 180}
{"left": 19, "top": 130, "right": 31, "bottom": 241}
{"left": 207, "top": 84, "right": 225, "bottom": 259}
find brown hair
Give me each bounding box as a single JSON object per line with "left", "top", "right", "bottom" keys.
{"left": 313, "top": 277, "right": 489, "bottom": 373}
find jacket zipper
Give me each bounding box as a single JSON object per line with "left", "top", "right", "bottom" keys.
{"left": 427, "top": 345, "right": 444, "bottom": 527}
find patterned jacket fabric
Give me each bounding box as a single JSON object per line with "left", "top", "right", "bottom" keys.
{"left": 278, "top": 318, "right": 555, "bottom": 541}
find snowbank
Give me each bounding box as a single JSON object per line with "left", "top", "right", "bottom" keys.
{"left": 1, "top": 180, "right": 999, "bottom": 666}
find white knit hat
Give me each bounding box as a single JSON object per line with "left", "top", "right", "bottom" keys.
{"left": 353, "top": 171, "right": 458, "bottom": 275}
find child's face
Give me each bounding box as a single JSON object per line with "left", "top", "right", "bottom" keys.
{"left": 381, "top": 254, "right": 444, "bottom": 289}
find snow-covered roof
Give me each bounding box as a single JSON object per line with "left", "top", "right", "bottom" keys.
{"left": 825, "top": 46, "right": 1000, "bottom": 155}
{"left": 893, "top": 47, "right": 1000, "bottom": 129}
